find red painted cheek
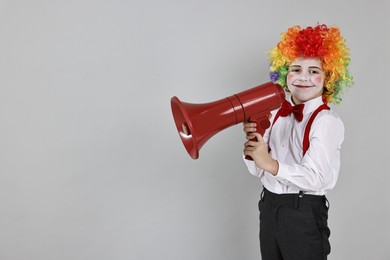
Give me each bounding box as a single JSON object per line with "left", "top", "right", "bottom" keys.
{"left": 313, "top": 76, "right": 323, "bottom": 84}
{"left": 287, "top": 75, "right": 294, "bottom": 81}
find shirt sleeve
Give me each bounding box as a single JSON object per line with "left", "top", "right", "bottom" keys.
{"left": 243, "top": 156, "right": 263, "bottom": 177}
{"left": 275, "top": 113, "right": 345, "bottom": 192}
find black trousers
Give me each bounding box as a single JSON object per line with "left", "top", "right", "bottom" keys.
{"left": 258, "top": 188, "right": 331, "bottom": 260}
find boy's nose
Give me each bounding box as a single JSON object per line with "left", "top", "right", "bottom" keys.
{"left": 298, "top": 72, "right": 309, "bottom": 81}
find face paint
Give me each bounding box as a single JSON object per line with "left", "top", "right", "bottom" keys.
{"left": 287, "top": 57, "right": 325, "bottom": 104}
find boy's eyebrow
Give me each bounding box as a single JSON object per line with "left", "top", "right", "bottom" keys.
{"left": 308, "top": 66, "right": 323, "bottom": 70}
{"left": 289, "top": 65, "right": 323, "bottom": 70}
{"left": 289, "top": 65, "right": 301, "bottom": 70}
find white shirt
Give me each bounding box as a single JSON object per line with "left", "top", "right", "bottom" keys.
{"left": 244, "top": 96, "right": 344, "bottom": 195}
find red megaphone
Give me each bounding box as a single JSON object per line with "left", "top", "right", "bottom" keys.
{"left": 171, "top": 82, "right": 285, "bottom": 159}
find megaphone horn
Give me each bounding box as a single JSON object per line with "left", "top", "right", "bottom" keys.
{"left": 171, "top": 82, "right": 285, "bottom": 159}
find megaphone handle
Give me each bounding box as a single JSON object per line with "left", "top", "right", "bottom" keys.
{"left": 245, "top": 113, "right": 271, "bottom": 161}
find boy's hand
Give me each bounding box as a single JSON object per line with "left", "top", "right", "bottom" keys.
{"left": 243, "top": 122, "right": 257, "bottom": 136}
{"left": 243, "top": 132, "right": 279, "bottom": 176}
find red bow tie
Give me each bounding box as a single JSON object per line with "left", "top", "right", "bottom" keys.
{"left": 279, "top": 100, "right": 305, "bottom": 122}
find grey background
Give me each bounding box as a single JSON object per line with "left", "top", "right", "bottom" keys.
{"left": 0, "top": 0, "right": 389, "bottom": 259}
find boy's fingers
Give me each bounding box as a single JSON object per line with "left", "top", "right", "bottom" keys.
{"left": 244, "top": 122, "right": 256, "bottom": 127}
{"left": 243, "top": 122, "right": 257, "bottom": 131}
{"left": 243, "top": 127, "right": 256, "bottom": 133}
{"left": 247, "top": 132, "right": 263, "bottom": 142}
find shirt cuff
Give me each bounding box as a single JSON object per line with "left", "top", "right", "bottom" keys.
{"left": 274, "top": 161, "right": 292, "bottom": 181}
{"left": 243, "top": 155, "right": 263, "bottom": 177}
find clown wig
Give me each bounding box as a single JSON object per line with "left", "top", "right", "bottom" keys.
{"left": 269, "top": 24, "right": 353, "bottom": 104}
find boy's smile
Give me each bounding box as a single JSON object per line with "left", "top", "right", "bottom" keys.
{"left": 293, "top": 84, "right": 315, "bottom": 88}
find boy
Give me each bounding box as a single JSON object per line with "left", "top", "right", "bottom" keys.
{"left": 243, "top": 24, "right": 353, "bottom": 260}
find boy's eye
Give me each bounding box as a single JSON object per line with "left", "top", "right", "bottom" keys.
{"left": 289, "top": 68, "right": 301, "bottom": 73}
{"left": 310, "top": 70, "right": 320, "bottom": 74}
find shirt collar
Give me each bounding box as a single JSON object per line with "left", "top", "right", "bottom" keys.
{"left": 288, "top": 95, "right": 324, "bottom": 116}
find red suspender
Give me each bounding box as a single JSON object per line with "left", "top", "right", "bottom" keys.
{"left": 271, "top": 103, "right": 330, "bottom": 156}
{"left": 302, "top": 104, "right": 330, "bottom": 156}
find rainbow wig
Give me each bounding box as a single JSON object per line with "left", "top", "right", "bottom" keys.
{"left": 269, "top": 24, "right": 353, "bottom": 104}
